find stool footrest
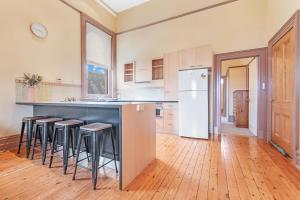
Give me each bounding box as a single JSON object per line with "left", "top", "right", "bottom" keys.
{"left": 97, "top": 159, "right": 115, "bottom": 169}
{"left": 77, "top": 155, "right": 92, "bottom": 163}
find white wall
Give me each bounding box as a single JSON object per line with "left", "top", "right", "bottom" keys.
{"left": 248, "top": 58, "right": 258, "bottom": 136}
{"left": 0, "top": 0, "right": 116, "bottom": 137}
{"left": 266, "top": 0, "right": 300, "bottom": 40}
{"left": 116, "top": 0, "right": 267, "bottom": 98}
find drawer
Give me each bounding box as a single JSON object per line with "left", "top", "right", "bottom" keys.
{"left": 163, "top": 119, "right": 177, "bottom": 131}
{"left": 164, "top": 110, "right": 177, "bottom": 120}
{"left": 156, "top": 118, "right": 164, "bottom": 129}
{"left": 163, "top": 103, "right": 178, "bottom": 110}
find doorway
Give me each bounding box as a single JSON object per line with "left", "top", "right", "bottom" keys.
{"left": 214, "top": 48, "right": 268, "bottom": 139}
{"left": 220, "top": 57, "right": 258, "bottom": 136}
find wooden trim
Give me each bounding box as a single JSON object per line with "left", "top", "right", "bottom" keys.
{"left": 0, "top": 134, "right": 20, "bottom": 152}
{"left": 59, "top": 0, "right": 82, "bottom": 13}
{"left": 80, "top": 13, "right": 117, "bottom": 99}
{"left": 15, "top": 79, "right": 81, "bottom": 88}
{"left": 267, "top": 10, "right": 300, "bottom": 166}
{"left": 221, "top": 75, "right": 227, "bottom": 117}
{"left": 117, "top": 0, "right": 239, "bottom": 35}
{"left": 214, "top": 47, "right": 268, "bottom": 140}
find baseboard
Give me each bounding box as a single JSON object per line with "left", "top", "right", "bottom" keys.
{"left": 296, "top": 150, "right": 300, "bottom": 169}
{"left": 0, "top": 134, "right": 20, "bottom": 152}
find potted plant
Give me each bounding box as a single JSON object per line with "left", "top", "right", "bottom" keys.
{"left": 22, "top": 73, "right": 43, "bottom": 102}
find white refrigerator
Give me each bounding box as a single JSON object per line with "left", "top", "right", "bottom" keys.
{"left": 178, "top": 68, "right": 209, "bottom": 139}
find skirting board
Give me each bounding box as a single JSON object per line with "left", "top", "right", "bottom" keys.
{"left": 297, "top": 150, "right": 300, "bottom": 169}
{"left": 0, "top": 134, "right": 20, "bottom": 152}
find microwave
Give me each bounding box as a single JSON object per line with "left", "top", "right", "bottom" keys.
{"left": 155, "top": 103, "right": 163, "bottom": 118}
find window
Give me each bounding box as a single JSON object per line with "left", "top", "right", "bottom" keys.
{"left": 81, "top": 14, "right": 115, "bottom": 99}
{"left": 87, "top": 64, "right": 108, "bottom": 94}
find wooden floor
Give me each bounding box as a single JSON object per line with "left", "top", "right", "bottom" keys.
{"left": 1, "top": 133, "right": 300, "bottom": 200}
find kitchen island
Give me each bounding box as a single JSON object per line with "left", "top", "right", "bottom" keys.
{"left": 16, "top": 101, "right": 156, "bottom": 190}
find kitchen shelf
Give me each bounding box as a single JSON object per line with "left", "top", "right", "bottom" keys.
{"left": 152, "top": 58, "right": 164, "bottom": 80}
{"left": 124, "top": 62, "right": 134, "bottom": 82}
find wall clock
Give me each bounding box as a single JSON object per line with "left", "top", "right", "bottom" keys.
{"left": 30, "top": 23, "right": 48, "bottom": 39}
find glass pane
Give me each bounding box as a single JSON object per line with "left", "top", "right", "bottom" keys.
{"left": 87, "top": 64, "right": 108, "bottom": 95}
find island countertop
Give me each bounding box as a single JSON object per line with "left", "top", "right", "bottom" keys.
{"left": 16, "top": 101, "right": 156, "bottom": 190}
{"left": 16, "top": 101, "right": 134, "bottom": 108}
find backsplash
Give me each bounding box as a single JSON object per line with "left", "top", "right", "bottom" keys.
{"left": 15, "top": 80, "right": 81, "bottom": 102}
{"left": 118, "top": 88, "right": 164, "bottom": 101}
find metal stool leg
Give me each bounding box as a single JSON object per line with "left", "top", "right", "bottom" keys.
{"left": 41, "top": 124, "right": 48, "bottom": 165}
{"left": 63, "top": 127, "right": 70, "bottom": 175}
{"left": 26, "top": 121, "right": 34, "bottom": 158}
{"left": 31, "top": 125, "right": 41, "bottom": 160}
{"left": 17, "top": 122, "right": 26, "bottom": 154}
{"left": 84, "top": 136, "right": 90, "bottom": 161}
{"left": 73, "top": 131, "right": 84, "bottom": 180}
{"left": 49, "top": 125, "right": 58, "bottom": 168}
{"left": 110, "top": 128, "right": 118, "bottom": 173}
{"left": 70, "top": 129, "right": 75, "bottom": 157}
{"left": 92, "top": 132, "right": 99, "bottom": 190}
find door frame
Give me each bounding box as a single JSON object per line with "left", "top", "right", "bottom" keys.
{"left": 268, "top": 10, "right": 300, "bottom": 164}
{"left": 213, "top": 47, "right": 268, "bottom": 139}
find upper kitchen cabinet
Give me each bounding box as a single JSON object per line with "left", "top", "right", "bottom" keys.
{"left": 179, "top": 45, "right": 213, "bottom": 70}
{"left": 135, "top": 59, "right": 152, "bottom": 83}
{"left": 164, "top": 51, "right": 180, "bottom": 101}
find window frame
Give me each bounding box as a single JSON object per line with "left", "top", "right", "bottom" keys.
{"left": 81, "top": 13, "right": 116, "bottom": 99}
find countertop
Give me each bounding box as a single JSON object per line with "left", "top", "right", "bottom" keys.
{"left": 16, "top": 101, "right": 135, "bottom": 108}
{"left": 16, "top": 100, "right": 178, "bottom": 108}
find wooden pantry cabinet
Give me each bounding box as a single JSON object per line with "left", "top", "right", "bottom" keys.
{"left": 163, "top": 45, "right": 213, "bottom": 101}
{"left": 179, "top": 45, "right": 213, "bottom": 70}
{"left": 164, "top": 52, "right": 180, "bottom": 101}
{"left": 156, "top": 103, "right": 178, "bottom": 135}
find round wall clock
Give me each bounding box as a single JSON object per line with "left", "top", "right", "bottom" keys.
{"left": 30, "top": 23, "right": 48, "bottom": 39}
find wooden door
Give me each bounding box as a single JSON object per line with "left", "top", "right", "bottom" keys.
{"left": 271, "top": 28, "right": 295, "bottom": 156}
{"left": 234, "top": 90, "right": 249, "bottom": 128}
{"left": 164, "top": 52, "right": 179, "bottom": 100}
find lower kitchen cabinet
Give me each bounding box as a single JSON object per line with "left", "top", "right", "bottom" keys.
{"left": 156, "top": 103, "right": 178, "bottom": 135}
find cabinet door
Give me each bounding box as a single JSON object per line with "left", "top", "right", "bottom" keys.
{"left": 135, "top": 60, "right": 152, "bottom": 83}
{"left": 196, "top": 45, "right": 213, "bottom": 67}
{"left": 164, "top": 52, "right": 179, "bottom": 101}
{"left": 179, "top": 48, "right": 197, "bottom": 70}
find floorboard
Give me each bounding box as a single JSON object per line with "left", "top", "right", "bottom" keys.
{"left": 1, "top": 133, "right": 300, "bottom": 200}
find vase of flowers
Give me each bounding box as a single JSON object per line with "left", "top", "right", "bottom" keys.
{"left": 22, "top": 73, "right": 43, "bottom": 102}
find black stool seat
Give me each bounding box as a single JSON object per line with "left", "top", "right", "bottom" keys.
{"left": 32, "top": 118, "right": 63, "bottom": 164}
{"left": 80, "top": 123, "right": 112, "bottom": 132}
{"left": 18, "top": 116, "right": 48, "bottom": 158}
{"left": 49, "top": 119, "right": 84, "bottom": 174}
{"left": 36, "top": 118, "right": 63, "bottom": 124}
{"left": 55, "top": 120, "right": 84, "bottom": 127}
{"left": 22, "top": 116, "right": 47, "bottom": 122}
{"left": 73, "top": 123, "right": 118, "bottom": 190}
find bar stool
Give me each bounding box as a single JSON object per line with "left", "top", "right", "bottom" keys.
{"left": 49, "top": 119, "right": 84, "bottom": 174}
{"left": 72, "top": 123, "right": 118, "bottom": 190}
{"left": 17, "top": 116, "right": 47, "bottom": 158}
{"left": 31, "top": 118, "right": 63, "bottom": 164}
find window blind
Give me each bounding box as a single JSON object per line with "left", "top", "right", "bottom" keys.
{"left": 86, "top": 23, "right": 112, "bottom": 69}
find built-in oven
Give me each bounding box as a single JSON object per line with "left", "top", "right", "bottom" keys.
{"left": 155, "top": 103, "right": 163, "bottom": 118}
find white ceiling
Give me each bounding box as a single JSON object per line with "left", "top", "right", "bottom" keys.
{"left": 98, "top": 0, "right": 149, "bottom": 13}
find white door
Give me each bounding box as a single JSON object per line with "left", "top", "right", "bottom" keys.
{"left": 179, "top": 90, "right": 208, "bottom": 139}
{"left": 179, "top": 69, "right": 208, "bottom": 91}
{"left": 248, "top": 58, "right": 258, "bottom": 136}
